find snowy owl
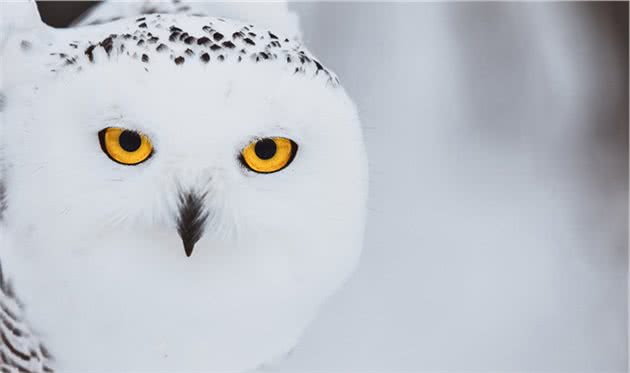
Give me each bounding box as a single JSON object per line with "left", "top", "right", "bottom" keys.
{"left": 0, "top": 1, "right": 367, "bottom": 371}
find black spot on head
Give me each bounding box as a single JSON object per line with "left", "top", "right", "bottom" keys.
{"left": 213, "top": 32, "right": 224, "bottom": 42}
{"left": 174, "top": 56, "right": 185, "bottom": 65}
{"left": 170, "top": 26, "right": 183, "bottom": 32}
{"left": 142, "top": 54, "right": 149, "bottom": 63}
{"left": 169, "top": 32, "right": 179, "bottom": 42}
{"left": 137, "top": 39, "right": 145, "bottom": 46}
{"left": 232, "top": 32, "right": 244, "bottom": 39}
{"left": 268, "top": 31, "right": 278, "bottom": 40}
{"left": 243, "top": 38, "right": 255, "bottom": 46}
{"left": 138, "top": 22, "right": 147, "bottom": 28}
{"left": 247, "top": 32, "right": 256, "bottom": 38}
{"left": 179, "top": 32, "right": 189, "bottom": 41}
{"left": 136, "top": 17, "right": 146, "bottom": 22}
{"left": 209, "top": 44, "right": 221, "bottom": 51}
{"left": 156, "top": 43, "right": 168, "bottom": 52}
{"left": 197, "top": 36, "right": 211, "bottom": 46}
{"left": 100, "top": 37, "right": 114, "bottom": 55}
{"left": 184, "top": 36, "right": 195, "bottom": 44}
{"left": 84, "top": 44, "right": 96, "bottom": 62}
{"left": 222, "top": 41, "right": 235, "bottom": 49}
{"left": 218, "top": 54, "right": 225, "bottom": 61}
{"left": 314, "top": 60, "right": 324, "bottom": 71}
{"left": 123, "top": 34, "right": 132, "bottom": 39}
{"left": 200, "top": 53, "right": 210, "bottom": 63}
{"left": 260, "top": 52, "right": 269, "bottom": 60}
{"left": 148, "top": 36, "right": 159, "bottom": 44}
{"left": 202, "top": 25, "right": 213, "bottom": 33}
{"left": 284, "top": 38, "right": 289, "bottom": 42}
{"left": 185, "top": 48, "right": 194, "bottom": 56}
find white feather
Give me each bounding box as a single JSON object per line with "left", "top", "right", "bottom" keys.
{"left": 0, "top": 2, "right": 366, "bottom": 371}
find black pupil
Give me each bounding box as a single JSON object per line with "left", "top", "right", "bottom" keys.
{"left": 119, "top": 130, "right": 142, "bottom": 152}
{"left": 254, "top": 139, "right": 277, "bottom": 160}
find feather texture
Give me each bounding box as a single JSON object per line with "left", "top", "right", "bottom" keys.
{"left": 0, "top": 261, "right": 52, "bottom": 373}
{"left": 0, "top": 1, "right": 366, "bottom": 371}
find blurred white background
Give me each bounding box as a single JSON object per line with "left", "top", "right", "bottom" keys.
{"left": 270, "top": 3, "right": 627, "bottom": 371}
{"left": 37, "top": 2, "right": 628, "bottom": 371}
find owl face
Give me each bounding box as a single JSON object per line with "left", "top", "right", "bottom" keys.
{"left": 1, "top": 14, "right": 367, "bottom": 263}
{"left": 0, "top": 7, "right": 367, "bottom": 369}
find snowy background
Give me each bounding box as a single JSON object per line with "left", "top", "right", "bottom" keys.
{"left": 39, "top": 2, "right": 628, "bottom": 371}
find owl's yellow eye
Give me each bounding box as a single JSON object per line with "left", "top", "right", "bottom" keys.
{"left": 98, "top": 127, "right": 153, "bottom": 166}
{"left": 240, "top": 137, "right": 298, "bottom": 174}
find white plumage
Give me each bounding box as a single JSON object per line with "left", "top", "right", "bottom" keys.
{"left": 0, "top": 1, "right": 367, "bottom": 371}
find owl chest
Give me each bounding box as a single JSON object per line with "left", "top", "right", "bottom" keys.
{"left": 5, "top": 235, "right": 316, "bottom": 370}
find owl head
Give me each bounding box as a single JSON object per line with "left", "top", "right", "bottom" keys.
{"left": 0, "top": 1, "right": 366, "bottom": 269}
{"left": 0, "top": 2, "right": 367, "bottom": 368}
{"left": 2, "top": 1, "right": 366, "bottom": 251}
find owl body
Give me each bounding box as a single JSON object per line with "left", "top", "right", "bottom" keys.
{"left": 0, "top": 3, "right": 367, "bottom": 371}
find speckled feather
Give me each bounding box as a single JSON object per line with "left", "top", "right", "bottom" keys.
{"left": 0, "top": 263, "right": 52, "bottom": 373}
{"left": 45, "top": 14, "right": 339, "bottom": 86}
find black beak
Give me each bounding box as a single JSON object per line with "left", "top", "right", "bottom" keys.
{"left": 176, "top": 191, "right": 209, "bottom": 257}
